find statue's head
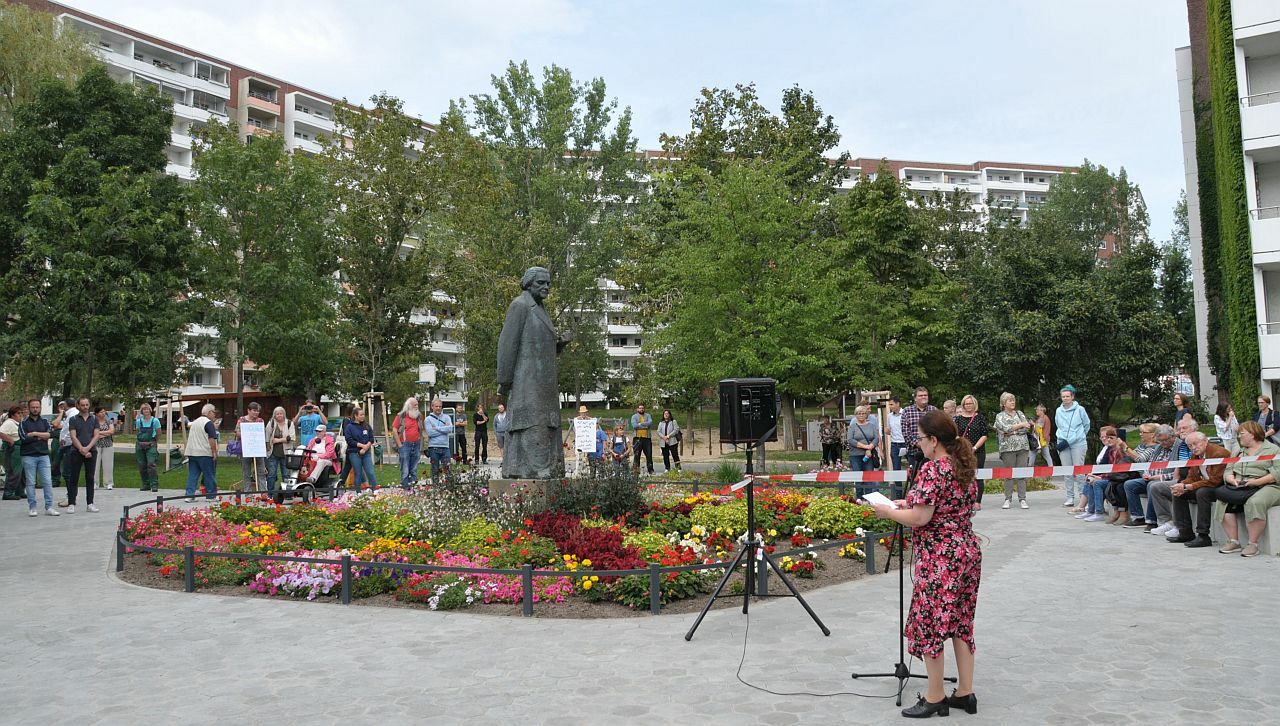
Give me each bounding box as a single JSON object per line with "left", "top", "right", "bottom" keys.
{"left": 520, "top": 267, "right": 552, "bottom": 302}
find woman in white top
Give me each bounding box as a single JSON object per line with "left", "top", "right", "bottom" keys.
{"left": 93, "top": 407, "right": 116, "bottom": 490}
{"left": 1214, "top": 402, "right": 1239, "bottom": 452}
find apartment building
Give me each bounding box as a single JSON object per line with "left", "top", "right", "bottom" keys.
{"left": 1178, "top": 0, "right": 1280, "bottom": 405}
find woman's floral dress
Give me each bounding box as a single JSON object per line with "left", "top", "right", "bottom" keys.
{"left": 903, "top": 455, "right": 981, "bottom": 659}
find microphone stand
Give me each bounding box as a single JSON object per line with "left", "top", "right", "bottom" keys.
{"left": 849, "top": 462, "right": 955, "bottom": 705}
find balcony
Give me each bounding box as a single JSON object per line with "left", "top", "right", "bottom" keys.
{"left": 165, "top": 162, "right": 195, "bottom": 181}
{"left": 1251, "top": 207, "right": 1280, "bottom": 257}
{"left": 290, "top": 136, "right": 322, "bottom": 155}
{"left": 1234, "top": 0, "right": 1280, "bottom": 39}
{"left": 245, "top": 92, "right": 281, "bottom": 115}
{"left": 1241, "top": 95, "right": 1280, "bottom": 153}
{"left": 170, "top": 130, "right": 192, "bottom": 150}
{"left": 1260, "top": 322, "right": 1280, "bottom": 375}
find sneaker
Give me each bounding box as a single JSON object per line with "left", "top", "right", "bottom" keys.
{"left": 106, "top": 483, "right": 113, "bottom": 490}
{"left": 45, "top": 508, "right": 60, "bottom": 516}
{"left": 87, "top": 504, "right": 99, "bottom": 513}
{"left": 185, "top": 497, "right": 195, "bottom": 503}
{"left": 1122, "top": 518, "right": 1148, "bottom": 528}
{"left": 28, "top": 508, "right": 38, "bottom": 517}
{"left": 1163, "top": 527, "right": 1181, "bottom": 540}
{"left": 1062, "top": 498, "right": 1073, "bottom": 507}
{"left": 1085, "top": 513, "right": 1106, "bottom": 522}
{"left": 1074, "top": 512, "right": 1090, "bottom": 519}
{"left": 1242, "top": 543, "right": 1261, "bottom": 557}
{"left": 66, "top": 505, "right": 75, "bottom": 514}
{"left": 1020, "top": 500, "right": 1029, "bottom": 509}
{"left": 1218, "top": 540, "right": 1242, "bottom": 554}
{"left": 1001, "top": 499, "right": 1011, "bottom": 510}
{"left": 1151, "top": 522, "right": 1173, "bottom": 536}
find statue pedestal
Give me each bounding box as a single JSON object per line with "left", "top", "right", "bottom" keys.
{"left": 486, "top": 478, "right": 557, "bottom": 510}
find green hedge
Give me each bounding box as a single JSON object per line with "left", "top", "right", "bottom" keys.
{"left": 1207, "top": 0, "right": 1261, "bottom": 414}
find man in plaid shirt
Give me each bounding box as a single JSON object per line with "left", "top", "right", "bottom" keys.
{"left": 901, "top": 387, "right": 937, "bottom": 475}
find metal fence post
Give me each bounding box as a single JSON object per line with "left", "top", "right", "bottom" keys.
{"left": 340, "top": 555, "right": 352, "bottom": 605}
{"left": 863, "top": 533, "right": 876, "bottom": 575}
{"left": 648, "top": 563, "right": 661, "bottom": 615}
{"left": 521, "top": 564, "right": 534, "bottom": 617}
{"left": 692, "top": 481, "right": 699, "bottom": 495}
{"left": 155, "top": 495, "right": 163, "bottom": 514}
{"left": 183, "top": 546, "right": 196, "bottom": 592}
{"left": 116, "top": 530, "right": 125, "bottom": 572}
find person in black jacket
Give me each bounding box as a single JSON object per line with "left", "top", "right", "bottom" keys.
{"left": 1253, "top": 395, "right": 1280, "bottom": 445}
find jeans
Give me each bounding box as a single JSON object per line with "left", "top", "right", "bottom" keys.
{"left": 1037, "top": 445, "right": 1055, "bottom": 468}
{"left": 427, "top": 446, "right": 450, "bottom": 477}
{"left": 1083, "top": 478, "right": 1108, "bottom": 514}
{"left": 347, "top": 449, "right": 377, "bottom": 489}
{"left": 265, "top": 455, "right": 286, "bottom": 493}
{"left": 64, "top": 449, "right": 96, "bottom": 505}
{"left": 848, "top": 451, "right": 878, "bottom": 472}
{"left": 1123, "top": 477, "right": 1154, "bottom": 520}
{"left": 474, "top": 431, "right": 487, "bottom": 464}
{"left": 890, "top": 442, "right": 907, "bottom": 471}
{"left": 184, "top": 455, "right": 216, "bottom": 499}
{"left": 23, "top": 455, "right": 54, "bottom": 510}
{"left": 1059, "top": 443, "right": 1087, "bottom": 500}
{"left": 398, "top": 440, "right": 422, "bottom": 487}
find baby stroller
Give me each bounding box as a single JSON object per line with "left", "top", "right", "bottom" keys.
{"left": 273, "top": 440, "right": 344, "bottom": 504}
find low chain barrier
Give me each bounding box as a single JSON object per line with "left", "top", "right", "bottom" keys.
{"left": 115, "top": 490, "right": 897, "bottom": 616}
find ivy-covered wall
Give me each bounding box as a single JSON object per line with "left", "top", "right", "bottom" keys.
{"left": 1206, "top": 0, "right": 1260, "bottom": 414}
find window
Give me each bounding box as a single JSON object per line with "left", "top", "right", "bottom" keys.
{"left": 999, "top": 175, "right": 1011, "bottom": 181}
{"left": 634, "top": 338, "right": 642, "bottom": 347}
{"left": 1097, "top": 240, "right": 1108, "bottom": 250}
{"left": 134, "top": 52, "right": 144, "bottom": 61}
{"left": 905, "top": 174, "right": 913, "bottom": 182}
{"left": 921, "top": 175, "right": 932, "bottom": 182}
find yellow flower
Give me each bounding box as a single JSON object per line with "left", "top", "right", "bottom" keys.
{"left": 563, "top": 554, "right": 572, "bottom": 561}
{"left": 582, "top": 580, "right": 593, "bottom": 590}
{"left": 767, "top": 529, "right": 778, "bottom": 537}
{"left": 581, "top": 559, "right": 592, "bottom": 568}
{"left": 590, "top": 575, "right": 599, "bottom": 582}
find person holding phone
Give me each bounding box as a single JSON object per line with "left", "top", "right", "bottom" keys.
{"left": 294, "top": 400, "right": 326, "bottom": 447}
{"left": 1216, "top": 421, "right": 1280, "bottom": 557}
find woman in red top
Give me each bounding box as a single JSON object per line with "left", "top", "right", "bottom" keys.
{"left": 873, "top": 410, "right": 982, "bottom": 718}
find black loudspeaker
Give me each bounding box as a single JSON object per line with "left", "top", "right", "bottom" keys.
{"left": 719, "top": 378, "right": 778, "bottom": 444}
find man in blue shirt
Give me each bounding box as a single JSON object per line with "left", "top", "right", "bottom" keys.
{"left": 588, "top": 420, "right": 609, "bottom": 477}
{"left": 294, "top": 400, "right": 326, "bottom": 447}
{"left": 423, "top": 399, "right": 453, "bottom": 478}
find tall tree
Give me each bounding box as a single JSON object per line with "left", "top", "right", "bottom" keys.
{"left": 323, "top": 93, "right": 444, "bottom": 397}
{"left": 1159, "top": 192, "right": 1197, "bottom": 389}
{"left": 0, "top": 3, "right": 97, "bottom": 130}
{"left": 188, "top": 119, "right": 340, "bottom": 408}
{"left": 446, "top": 61, "right": 642, "bottom": 405}
{"left": 0, "top": 66, "right": 189, "bottom": 400}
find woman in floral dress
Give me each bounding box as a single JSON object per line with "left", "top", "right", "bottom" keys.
{"left": 872, "top": 410, "right": 981, "bottom": 718}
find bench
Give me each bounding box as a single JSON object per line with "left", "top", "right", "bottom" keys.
{"left": 1134, "top": 494, "right": 1280, "bottom": 555}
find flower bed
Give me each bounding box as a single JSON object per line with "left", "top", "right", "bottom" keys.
{"left": 120, "top": 470, "right": 895, "bottom": 615}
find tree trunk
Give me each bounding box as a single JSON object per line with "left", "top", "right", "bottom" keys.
{"left": 780, "top": 393, "right": 798, "bottom": 450}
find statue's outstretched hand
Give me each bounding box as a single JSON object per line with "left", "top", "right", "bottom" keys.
{"left": 497, "top": 384, "right": 511, "bottom": 397}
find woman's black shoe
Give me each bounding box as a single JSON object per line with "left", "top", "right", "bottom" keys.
{"left": 902, "top": 694, "right": 950, "bottom": 718}
{"left": 947, "top": 690, "right": 978, "bottom": 714}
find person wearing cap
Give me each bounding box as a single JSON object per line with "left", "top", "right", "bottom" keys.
{"left": 306, "top": 423, "right": 338, "bottom": 483}
{"left": 1054, "top": 385, "right": 1091, "bottom": 510}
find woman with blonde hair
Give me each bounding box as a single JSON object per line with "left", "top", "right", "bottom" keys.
{"left": 846, "top": 404, "right": 881, "bottom": 474}
{"left": 993, "top": 392, "right": 1032, "bottom": 509}
{"left": 954, "top": 395, "right": 989, "bottom": 508}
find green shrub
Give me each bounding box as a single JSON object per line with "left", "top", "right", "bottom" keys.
{"left": 712, "top": 461, "right": 743, "bottom": 483}
{"left": 549, "top": 468, "right": 645, "bottom": 520}
{"left": 486, "top": 533, "right": 562, "bottom": 569}
{"left": 802, "top": 497, "right": 877, "bottom": 538}
{"left": 447, "top": 517, "right": 502, "bottom": 553}
{"left": 612, "top": 570, "right": 713, "bottom": 609}
{"left": 622, "top": 530, "right": 670, "bottom": 558}
{"left": 690, "top": 500, "right": 749, "bottom": 535}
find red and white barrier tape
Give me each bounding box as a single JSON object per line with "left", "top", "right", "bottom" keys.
{"left": 734, "top": 453, "right": 1279, "bottom": 486}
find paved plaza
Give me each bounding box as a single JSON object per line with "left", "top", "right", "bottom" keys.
{"left": 2, "top": 486, "right": 1279, "bottom": 725}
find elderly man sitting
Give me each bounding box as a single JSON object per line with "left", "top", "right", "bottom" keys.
{"left": 1123, "top": 424, "right": 1178, "bottom": 531}
{"left": 1162, "top": 432, "right": 1229, "bottom": 547}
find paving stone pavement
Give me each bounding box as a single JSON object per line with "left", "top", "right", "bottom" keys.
{"left": 2, "top": 486, "right": 1279, "bottom": 725}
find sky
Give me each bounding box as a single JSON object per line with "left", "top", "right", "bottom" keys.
{"left": 67, "top": 0, "right": 1191, "bottom": 241}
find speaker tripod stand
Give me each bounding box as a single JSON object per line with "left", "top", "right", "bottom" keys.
{"left": 684, "top": 431, "right": 829, "bottom": 641}
{"left": 848, "top": 464, "right": 955, "bottom": 705}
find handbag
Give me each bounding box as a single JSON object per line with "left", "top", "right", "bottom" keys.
{"left": 226, "top": 439, "right": 242, "bottom": 457}
{"left": 1055, "top": 407, "right": 1080, "bottom": 452}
